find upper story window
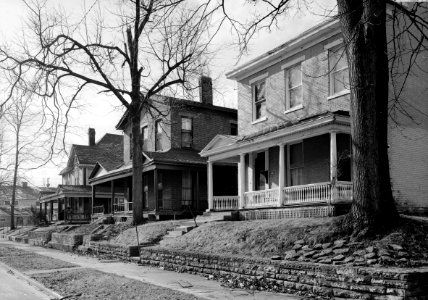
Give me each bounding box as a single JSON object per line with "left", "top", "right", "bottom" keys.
{"left": 141, "top": 126, "right": 148, "bottom": 151}
{"left": 252, "top": 80, "right": 266, "bottom": 120}
{"left": 285, "top": 64, "right": 303, "bottom": 110}
{"left": 230, "top": 122, "right": 238, "bottom": 135}
{"left": 129, "top": 133, "right": 133, "bottom": 159}
{"left": 181, "top": 117, "right": 193, "bottom": 148}
{"left": 329, "top": 46, "right": 349, "bottom": 95}
{"left": 155, "top": 120, "right": 163, "bottom": 151}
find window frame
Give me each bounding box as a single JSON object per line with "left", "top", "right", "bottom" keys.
{"left": 328, "top": 45, "right": 350, "bottom": 96}
{"left": 141, "top": 125, "right": 148, "bottom": 151}
{"left": 285, "top": 63, "right": 303, "bottom": 111}
{"left": 155, "top": 120, "right": 163, "bottom": 151}
{"left": 252, "top": 80, "right": 267, "bottom": 121}
{"left": 180, "top": 117, "right": 193, "bottom": 149}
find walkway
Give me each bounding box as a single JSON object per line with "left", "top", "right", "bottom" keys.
{"left": 0, "top": 240, "right": 301, "bottom": 300}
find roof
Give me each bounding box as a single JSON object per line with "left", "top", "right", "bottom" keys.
{"left": 201, "top": 111, "right": 350, "bottom": 158}
{"left": 116, "top": 96, "right": 237, "bottom": 130}
{"left": 144, "top": 149, "right": 206, "bottom": 165}
{"left": 40, "top": 185, "right": 93, "bottom": 202}
{"left": 0, "top": 207, "right": 33, "bottom": 217}
{"left": 226, "top": 18, "right": 341, "bottom": 80}
{"left": 60, "top": 133, "right": 123, "bottom": 174}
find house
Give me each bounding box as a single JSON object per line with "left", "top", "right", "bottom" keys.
{"left": 0, "top": 182, "right": 40, "bottom": 209}
{"left": 89, "top": 76, "right": 238, "bottom": 221}
{"left": 201, "top": 13, "right": 428, "bottom": 218}
{"left": 39, "top": 130, "right": 123, "bottom": 223}
{"left": 0, "top": 207, "right": 34, "bottom": 228}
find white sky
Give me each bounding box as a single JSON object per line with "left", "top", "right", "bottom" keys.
{"left": 0, "top": 0, "right": 335, "bottom": 188}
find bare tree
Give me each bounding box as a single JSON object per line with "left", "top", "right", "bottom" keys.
{"left": 0, "top": 0, "right": 222, "bottom": 224}
{"left": 219, "top": 1, "right": 427, "bottom": 236}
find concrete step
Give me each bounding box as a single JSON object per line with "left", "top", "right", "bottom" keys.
{"left": 165, "top": 230, "right": 185, "bottom": 237}
{"left": 176, "top": 225, "right": 194, "bottom": 233}
{"left": 196, "top": 211, "right": 235, "bottom": 223}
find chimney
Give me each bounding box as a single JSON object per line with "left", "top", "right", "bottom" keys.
{"left": 199, "top": 76, "right": 213, "bottom": 105}
{"left": 22, "top": 181, "right": 28, "bottom": 188}
{"left": 88, "top": 128, "right": 96, "bottom": 146}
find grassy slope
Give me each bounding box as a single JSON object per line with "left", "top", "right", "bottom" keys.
{"left": 113, "top": 221, "right": 177, "bottom": 245}
{"left": 155, "top": 216, "right": 428, "bottom": 259}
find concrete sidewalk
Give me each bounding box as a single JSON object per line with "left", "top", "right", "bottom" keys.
{"left": 0, "top": 240, "right": 301, "bottom": 300}
{"left": 0, "top": 263, "right": 52, "bottom": 300}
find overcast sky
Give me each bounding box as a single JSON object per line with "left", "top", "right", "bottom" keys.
{"left": 0, "top": 0, "right": 335, "bottom": 187}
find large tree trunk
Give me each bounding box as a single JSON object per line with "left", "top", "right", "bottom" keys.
{"left": 131, "top": 106, "right": 144, "bottom": 225}
{"left": 337, "top": 0, "right": 399, "bottom": 235}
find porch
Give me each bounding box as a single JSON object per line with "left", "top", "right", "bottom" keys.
{"left": 201, "top": 112, "right": 353, "bottom": 216}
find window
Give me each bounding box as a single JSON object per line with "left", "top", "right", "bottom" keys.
{"left": 329, "top": 47, "right": 349, "bottom": 95}
{"left": 181, "top": 117, "right": 193, "bottom": 148}
{"left": 290, "top": 142, "right": 304, "bottom": 186}
{"left": 181, "top": 170, "right": 193, "bottom": 207}
{"left": 252, "top": 80, "right": 266, "bottom": 120}
{"left": 285, "top": 64, "right": 302, "bottom": 110}
{"left": 4, "top": 200, "right": 10, "bottom": 206}
{"left": 230, "top": 122, "right": 238, "bottom": 135}
{"left": 141, "top": 126, "right": 148, "bottom": 151}
{"left": 129, "top": 133, "right": 133, "bottom": 159}
{"left": 155, "top": 120, "right": 163, "bottom": 151}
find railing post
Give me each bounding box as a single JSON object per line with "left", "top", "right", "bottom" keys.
{"left": 278, "top": 144, "right": 285, "bottom": 207}
{"left": 208, "top": 160, "right": 213, "bottom": 211}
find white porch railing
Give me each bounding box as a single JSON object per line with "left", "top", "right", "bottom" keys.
{"left": 93, "top": 205, "right": 104, "bottom": 214}
{"left": 213, "top": 196, "right": 239, "bottom": 211}
{"left": 244, "top": 188, "right": 279, "bottom": 208}
{"left": 113, "top": 202, "right": 133, "bottom": 213}
{"left": 283, "top": 182, "right": 331, "bottom": 205}
{"left": 336, "top": 181, "right": 353, "bottom": 201}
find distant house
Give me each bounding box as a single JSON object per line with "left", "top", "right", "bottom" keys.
{"left": 0, "top": 182, "right": 39, "bottom": 209}
{"left": 0, "top": 207, "right": 34, "bottom": 228}
{"left": 201, "top": 13, "right": 428, "bottom": 218}
{"left": 89, "top": 76, "right": 238, "bottom": 221}
{"left": 40, "top": 130, "right": 123, "bottom": 224}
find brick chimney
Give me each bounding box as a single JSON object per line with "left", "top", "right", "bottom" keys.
{"left": 22, "top": 181, "right": 28, "bottom": 188}
{"left": 199, "top": 76, "right": 213, "bottom": 105}
{"left": 88, "top": 128, "right": 96, "bottom": 146}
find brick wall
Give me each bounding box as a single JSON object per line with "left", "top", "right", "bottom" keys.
{"left": 170, "top": 106, "right": 236, "bottom": 151}
{"left": 237, "top": 33, "right": 350, "bottom": 137}
{"left": 140, "top": 248, "right": 428, "bottom": 299}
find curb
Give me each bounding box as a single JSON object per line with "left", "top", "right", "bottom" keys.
{"left": 0, "top": 261, "right": 63, "bottom": 300}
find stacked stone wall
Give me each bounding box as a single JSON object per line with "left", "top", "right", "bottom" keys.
{"left": 140, "top": 248, "right": 428, "bottom": 299}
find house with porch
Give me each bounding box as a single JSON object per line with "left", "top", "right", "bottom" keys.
{"left": 201, "top": 13, "right": 428, "bottom": 219}
{"left": 40, "top": 130, "right": 123, "bottom": 224}
{"left": 89, "top": 76, "right": 238, "bottom": 221}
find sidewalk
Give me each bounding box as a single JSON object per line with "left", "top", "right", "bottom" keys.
{"left": 0, "top": 263, "right": 51, "bottom": 300}
{"left": 0, "top": 240, "right": 301, "bottom": 300}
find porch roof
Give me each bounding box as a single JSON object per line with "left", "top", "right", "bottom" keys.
{"left": 40, "top": 185, "right": 92, "bottom": 203}
{"left": 89, "top": 149, "right": 206, "bottom": 185}
{"left": 200, "top": 111, "right": 350, "bottom": 161}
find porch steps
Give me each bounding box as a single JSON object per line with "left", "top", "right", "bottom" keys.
{"left": 195, "top": 211, "right": 237, "bottom": 223}
{"left": 160, "top": 225, "right": 196, "bottom": 243}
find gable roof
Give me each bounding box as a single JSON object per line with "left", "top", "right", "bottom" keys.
{"left": 60, "top": 133, "right": 123, "bottom": 174}
{"left": 200, "top": 135, "right": 241, "bottom": 156}
{"left": 144, "top": 149, "right": 206, "bottom": 165}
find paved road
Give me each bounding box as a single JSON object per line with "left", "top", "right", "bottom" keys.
{"left": 0, "top": 264, "right": 51, "bottom": 300}
{"left": 0, "top": 240, "right": 301, "bottom": 300}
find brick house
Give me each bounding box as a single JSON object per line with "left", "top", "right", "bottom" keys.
{"left": 89, "top": 77, "right": 237, "bottom": 221}
{"left": 40, "top": 130, "right": 123, "bottom": 223}
{"left": 0, "top": 182, "right": 39, "bottom": 209}
{"left": 201, "top": 14, "right": 428, "bottom": 218}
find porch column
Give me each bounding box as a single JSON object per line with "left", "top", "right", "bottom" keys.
{"left": 238, "top": 153, "right": 246, "bottom": 209}
{"left": 154, "top": 169, "right": 158, "bottom": 211}
{"left": 207, "top": 161, "right": 213, "bottom": 211}
{"left": 44, "top": 202, "right": 47, "bottom": 219}
{"left": 91, "top": 185, "right": 95, "bottom": 215}
{"left": 278, "top": 144, "right": 285, "bottom": 207}
{"left": 330, "top": 131, "right": 338, "bottom": 204}
{"left": 39, "top": 202, "right": 42, "bottom": 213}
{"left": 111, "top": 180, "right": 115, "bottom": 214}
{"left": 248, "top": 152, "right": 254, "bottom": 192}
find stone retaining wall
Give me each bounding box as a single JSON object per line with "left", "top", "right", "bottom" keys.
{"left": 85, "top": 241, "right": 140, "bottom": 258}
{"left": 140, "top": 248, "right": 428, "bottom": 299}
{"left": 48, "top": 233, "right": 84, "bottom": 252}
